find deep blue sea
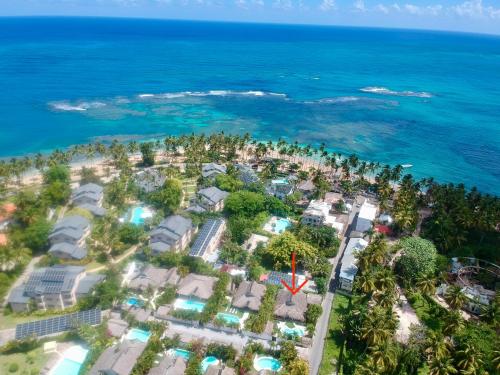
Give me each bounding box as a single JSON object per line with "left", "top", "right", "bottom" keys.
{"left": 0, "top": 17, "right": 499, "bottom": 193}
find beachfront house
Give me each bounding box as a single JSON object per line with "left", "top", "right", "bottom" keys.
{"left": 202, "top": 163, "right": 227, "bottom": 179}
{"left": 232, "top": 281, "right": 266, "bottom": 312}
{"left": 355, "top": 201, "right": 378, "bottom": 233}
{"left": 273, "top": 290, "right": 309, "bottom": 322}
{"left": 176, "top": 273, "right": 218, "bottom": 300}
{"left": 302, "top": 200, "right": 344, "bottom": 233}
{"left": 296, "top": 179, "right": 315, "bottom": 198}
{"left": 148, "top": 353, "right": 187, "bottom": 375}
{"left": 71, "top": 182, "right": 106, "bottom": 216}
{"left": 135, "top": 168, "right": 166, "bottom": 193}
{"left": 338, "top": 238, "right": 369, "bottom": 293}
{"left": 196, "top": 186, "right": 229, "bottom": 212}
{"left": 149, "top": 215, "right": 197, "bottom": 255}
{"left": 48, "top": 215, "right": 91, "bottom": 260}
{"left": 189, "top": 218, "right": 226, "bottom": 261}
{"left": 128, "top": 265, "right": 180, "bottom": 292}
{"left": 7, "top": 265, "right": 104, "bottom": 312}
{"left": 89, "top": 339, "right": 147, "bottom": 375}
{"left": 235, "top": 163, "right": 259, "bottom": 186}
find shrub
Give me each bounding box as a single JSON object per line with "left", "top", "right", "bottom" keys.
{"left": 395, "top": 237, "right": 437, "bottom": 282}
{"left": 8, "top": 363, "right": 19, "bottom": 373}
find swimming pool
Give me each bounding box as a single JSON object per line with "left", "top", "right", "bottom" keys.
{"left": 253, "top": 356, "right": 282, "bottom": 372}
{"left": 169, "top": 348, "right": 191, "bottom": 360}
{"left": 271, "top": 178, "right": 288, "bottom": 185}
{"left": 126, "top": 328, "right": 151, "bottom": 343}
{"left": 129, "top": 206, "right": 153, "bottom": 225}
{"left": 126, "top": 296, "right": 144, "bottom": 307}
{"left": 274, "top": 218, "right": 291, "bottom": 233}
{"left": 174, "top": 298, "right": 206, "bottom": 312}
{"left": 279, "top": 322, "right": 306, "bottom": 337}
{"left": 216, "top": 312, "right": 240, "bottom": 325}
{"left": 50, "top": 345, "right": 88, "bottom": 375}
{"left": 201, "top": 356, "right": 219, "bottom": 373}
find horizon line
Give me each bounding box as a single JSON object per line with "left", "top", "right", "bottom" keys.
{"left": 1, "top": 14, "right": 500, "bottom": 39}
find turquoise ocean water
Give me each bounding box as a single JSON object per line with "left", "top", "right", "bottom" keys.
{"left": 0, "top": 17, "right": 499, "bottom": 193}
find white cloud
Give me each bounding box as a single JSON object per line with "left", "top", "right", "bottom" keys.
{"left": 403, "top": 4, "right": 442, "bottom": 16}
{"left": 450, "top": 0, "right": 500, "bottom": 19}
{"left": 319, "top": 0, "right": 336, "bottom": 11}
{"left": 273, "top": 0, "right": 292, "bottom": 10}
{"left": 353, "top": 0, "right": 366, "bottom": 12}
{"left": 376, "top": 4, "right": 389, "bottom": 14}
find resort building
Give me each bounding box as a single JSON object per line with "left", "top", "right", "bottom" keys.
{"left": 296, "top": 179, "right": 315, "bottom": 198}
{"left": 149, "top": 215, "right": 197, "bottom": 255}
{"left": 461, "top": 285, "right": 496, "bottom": 315}
{"left": 48, "top": 215, "right": 91, "bottom": 260}
{"left": 71, "top": 182, "right": 106, "bottom": 216}
{"left": 302, "top": 200, "right": 344, "bottom": 233}
{"left": 148, "top": 353, "right": 186, "bottom": 375}
{"left": 128, "top": 265, "right": 180, "bottom": 292}
{"left": 196, "top": 186, "right": 229, "bottom": 212}
{"left": 243, "top": 233, "right": 269, "bottom": 253}
{"left": 274, "top": 290, "right": 309, "bottom": 322}
{"left": 235, "top": 163, "right": 259, "bottom": 185}
{"left": 202, "top": 162, "right": 227, "bottom": 179}
{"left": 135, "top": 168, "right": 166, "bottom": 193}
{"left": 266, "top": 180, "right": 295, "bottom": 200}
{"left": 7, "top": 265, "right": 104, "bottom": 312}
{"left": 354, "top": 201, "right": 378, "bottom": 233}
{"left": 189, "top": 218, "right": 226, "bottom": 261}
{"left": 338, "top": 238, "right": 369, "bottom": 293}
{"left": 232, "top": 281, "right": 266, "bottom": 312}
{"left": 89, "top": 339, "right": 147, "bottom": 375}
{"left": 106, "top": 316, "right": 129, "bottom": 338}
{"left": 176, "top": 273, "right": 218, "bottom": 300}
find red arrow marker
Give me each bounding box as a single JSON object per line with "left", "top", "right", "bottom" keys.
{"left": 281, "top": 252, "right": 308, "bottom": 295}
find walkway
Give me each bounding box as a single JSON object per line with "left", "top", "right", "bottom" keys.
{"left": 87, "top": 245, "right": 138, "bottom": 273}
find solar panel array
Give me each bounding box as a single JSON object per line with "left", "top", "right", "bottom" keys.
{"left": 15, "top": 308, "right": 101, "bottom": 340}
{"left": 189, "top": 218, "right": 223, "bottom": 257}
{"left": 265, "top": 271, "right": 292, "bottom": 287}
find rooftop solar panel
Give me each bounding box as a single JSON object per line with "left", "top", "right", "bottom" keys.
{"left": 189, "top": 218, "right": 224, "bottom": 257}
{"left": 15, "top": 308, "right": 101, "bottom": 340}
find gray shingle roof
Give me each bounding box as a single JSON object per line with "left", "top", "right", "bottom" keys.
{"left": 49, "top": 215, "right": 89, "bottom": 242}
{"left": 151, "top": 215, "right": 193, "bottom": 241}
{"left": 48, "top": 242, "right": 87, "bottom": 260}
{"left": 23, "top": 265, "right": 85, "bottom": 296}
{"left": 129, "top": 266, "right": 180, "bottom": 291}
{"left": 77, "top": 203, "right": 106, "bottom": 217}
{"left": 72, "top": 183, "right": 103, "bottom": 202}
{"left": 148, "top": 354, "right": 186, "bottom": 375}
{"left": 89, "top": 339, "right": 147, "bottom": 375}
{"left": 202, "top": 163, "right": 227, "bottom": 178}
{"left": 198, "top": 187, "right": 229, "bottom": 205}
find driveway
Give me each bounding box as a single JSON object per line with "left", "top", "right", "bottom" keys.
{"left": 309, "top": 197, "right": 362, "bottom": 375}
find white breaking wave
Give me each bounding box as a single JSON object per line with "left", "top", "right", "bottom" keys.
{"left": 318, "top": 96, "right": 361, "bottom": 103}
{"left": 360, "top": 86, "right": 433, "bottom": 98}
{"left": 50, "top": 101, "right": 106, "bottom": 111}
{"left": 137, "top": 90, "right": 287, "bottom": 99}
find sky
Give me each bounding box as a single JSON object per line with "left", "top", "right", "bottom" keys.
{"left": 1, "top": 0, "right": 500, "bottom": 35}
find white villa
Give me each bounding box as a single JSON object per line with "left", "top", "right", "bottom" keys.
{"left": 301, "top": 200, "right": 344, "bottom": 233}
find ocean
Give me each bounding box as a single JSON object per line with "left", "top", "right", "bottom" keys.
{"left": 0, "top": 17, "right": 499, "bottom": 193}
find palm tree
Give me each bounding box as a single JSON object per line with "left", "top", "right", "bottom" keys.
{"left": 355, "top": 273, "right": 376, "bottom": 294}
{"left": 369, "top": 342, "right": 398, "bottom": 373}
{"left": 361, "top": 306, "right": 397, "bottom": 347}
{"left": 445, "top": 285, "right": 467, "bottom": 310}
{"left": 455, "top": 343, "right": 484, "bottom": 374}
{"left": 428, "top": 357, "right": 458, "bottom": 375}
{"left": 417, "top": 276, "right": 436, "bottom": 296}
{"left": 374, "top": 268, "right": 396, "bottom": 293}
{"left": 443, "top": 310, "right": 464, "bottom": 336}
{"left": 425, "top": 332, "right": 452, "bottom": 361}
{"left": 492, "top": 350, "right": 500, "bottom": 372}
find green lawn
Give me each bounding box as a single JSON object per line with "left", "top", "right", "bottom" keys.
{"left": 0, "top": 345, "right": 50, "bottom": 375}
{"left": 407, "top": 292, "right": 446, "bottom": 332}
{"left": 318, "top": 294, "right": 351, "bottom": 375}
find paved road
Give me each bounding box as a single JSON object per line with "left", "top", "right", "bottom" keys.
{"left": 310, "top": 197, "right": 363, "bottom": 375}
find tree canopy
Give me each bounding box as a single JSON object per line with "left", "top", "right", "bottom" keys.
{"left": 396, "top": 236, "right": 438, "bottom": 282}
{"left": 266, "top": 232, "right": 317, "bottom": 269}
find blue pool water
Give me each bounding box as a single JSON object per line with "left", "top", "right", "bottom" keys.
{"left": 201, "top": 356, "right": 219, "bottom": 373}
{"left": 271, "top": 178, "right": 288, "bottom": 185}
{"left": 175, "top": 299, "right": 206, "bottom": 312}
{"left": 51, "top": 358, "right": 82, "bottom": 375}
{"left": 274, "top": 218, "right": 291, "bottom": 234}
{"left": 172, "top": 348, "right": 191, "bottom": 360}
{"left": 282, "top": 325, "right": 306, "bottom": 337}
{"left": 254, "top": 356, "right": 282, "bottom": 372}
{"left": 216, "top": 312, "right": 240, "bottom": 325}
{"left": 51, "top": 346, "right": 88, "bottom": 375}
{"left": 126, "top": 328, "right": 151, "bottom": 343}
{"left": 0, "top": 18, "right": 499, "bottom": 194}
{"left": 126, "top": 297, "right": 144, "bottom": 307}
{"left": 130, "top": 207, "right": 145, "bottom": 225}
